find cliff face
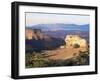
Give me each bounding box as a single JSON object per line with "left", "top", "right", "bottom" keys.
{"left": 25, "top": 28, "right": 44, "bottom": 40}
{"left": 25, "top": 28, "right": 52, "bottom": 41}
{"left": 25, "top": 28, "right": 33, "bottom": 40}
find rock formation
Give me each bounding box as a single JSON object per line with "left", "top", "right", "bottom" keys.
{"left": 65, "top": 35, "right": 87, "bottom": 48}
{"left": 25, "top": 28, "right": 44, "bottom": 40}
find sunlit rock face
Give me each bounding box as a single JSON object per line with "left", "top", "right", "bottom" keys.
{"left": 25, "top": 29, "right": 34, "bottom": 40}
{"left": 25, "top": 28, "right": 44, "bottom": 40}
{"left": 65, "top": 35, "right": 87, "bottom": 47}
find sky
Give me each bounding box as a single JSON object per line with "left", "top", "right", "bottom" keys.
{"left": 25, "top": 12, "right": 90, "bottom": 27}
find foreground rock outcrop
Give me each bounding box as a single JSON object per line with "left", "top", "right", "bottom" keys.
{"left": 65, "top": 35, "right": 87, "bottom": 48}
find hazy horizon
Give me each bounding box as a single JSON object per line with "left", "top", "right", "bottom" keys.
{"left": 26, "top": 12, "right": 90, "bottom": 27}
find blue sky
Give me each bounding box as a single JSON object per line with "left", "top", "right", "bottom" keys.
{"left": 26, "top": 12, "right": 90, "bottom": 27}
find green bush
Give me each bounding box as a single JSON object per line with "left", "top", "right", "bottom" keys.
{"left": 73, "top": 43, "right": 80, "bottom": 48}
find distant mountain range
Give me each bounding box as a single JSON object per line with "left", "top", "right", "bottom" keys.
{"left": 26, "top": 24, "right": 89, "bottom": 31}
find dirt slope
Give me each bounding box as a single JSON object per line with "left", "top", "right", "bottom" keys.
{"left": 45, "top": 47, "right": 87, "bottom": 60}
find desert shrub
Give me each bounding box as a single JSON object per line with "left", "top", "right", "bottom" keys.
{"left": 76, "top": 51, "right": 89, "bottom": 65}
{"left": 25, "top": 52, "right": 48, "bottom": 68}
{"left": 62, "top": 50, "right": 89, "bottom": 66}
{"left": 73, "top": 44, "right": 80, "bottom": 48}
{"left": 63, "top": 59, "right": 76, "bottom": 66}
{"left": 46, "top": 60, "right": 65, "bottom": 66}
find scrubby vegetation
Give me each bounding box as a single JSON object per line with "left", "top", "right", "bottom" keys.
{"left": 25, "top": 49, "right": 89, "bottom": 68}
{"left": 25, "top": 52, "right": 48, "bottom": 68}
{"left": 73, "top": 44, "right": 80, "bottom": 48}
